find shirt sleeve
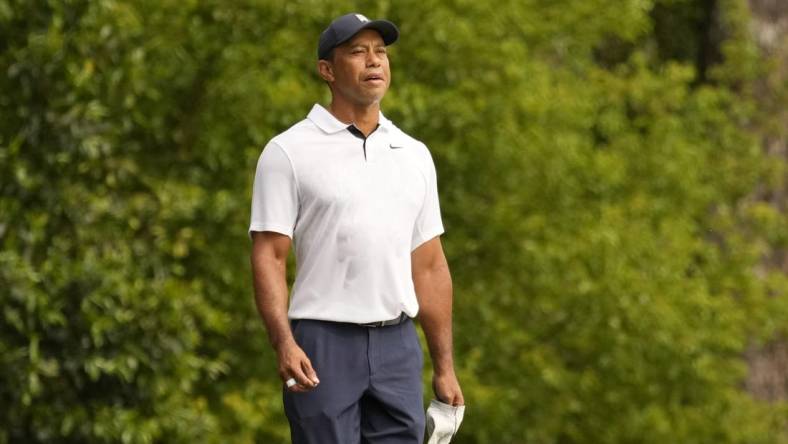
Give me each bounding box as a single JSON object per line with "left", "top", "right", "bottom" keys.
{"left": 411, "top": 145, "right": 445, "bottom": 251}
{"left": 249, "top": 141, "right": 299, "bottom": 239}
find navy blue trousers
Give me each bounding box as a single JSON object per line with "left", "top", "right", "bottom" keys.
{"left": 283, "top": 317, "right": 425, "bottom": 444}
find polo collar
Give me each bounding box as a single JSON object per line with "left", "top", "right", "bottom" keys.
{"left": 307, "top": 103, "right": 393, "bottom": 134}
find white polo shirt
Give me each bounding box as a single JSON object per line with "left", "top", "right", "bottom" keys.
{"left": 249, "top": 104, "right": 445, "bottom": 323}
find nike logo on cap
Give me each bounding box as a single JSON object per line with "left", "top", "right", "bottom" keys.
{"left": 355, "top": 14, "right": 369, "bottom": 22}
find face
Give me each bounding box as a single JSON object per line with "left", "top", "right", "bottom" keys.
{"left": 319, "top": 29, "right": 391, "bottom": 106}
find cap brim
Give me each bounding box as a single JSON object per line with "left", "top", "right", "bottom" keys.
{"left": 357, "top": 20, "right": 399, "bottom": 46}
{"left": 333, "top": 19, "right": 399, "bottom": 50}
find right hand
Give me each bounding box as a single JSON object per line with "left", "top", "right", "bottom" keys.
{"left": 277, "top": 339, "right": 320, "bottom": 392}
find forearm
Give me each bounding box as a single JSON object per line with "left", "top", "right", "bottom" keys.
{"left": 251, "top": 249, "right": 294, "bottom": 352}
{"left": 414, "top": 261, "right": 455, "bottom": 375}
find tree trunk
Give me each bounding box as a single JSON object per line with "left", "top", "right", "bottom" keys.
{"left": 744, "top": 0, "right": 788, "bottom": 403}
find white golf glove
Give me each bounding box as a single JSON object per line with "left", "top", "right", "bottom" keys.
{"left": 425, "top": 399, "right": 465, "bottom": 444}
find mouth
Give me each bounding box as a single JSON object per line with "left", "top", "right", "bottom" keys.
{"left": 363, "top": 74, "right": 385, "bottom": 84}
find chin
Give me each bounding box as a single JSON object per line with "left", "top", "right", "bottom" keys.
{"left": 355, "top": 92, "right": 386, "bottom": 106}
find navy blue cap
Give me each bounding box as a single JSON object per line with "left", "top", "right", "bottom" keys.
{"left": 318, "top": 13, "right": 399, "bottom": 60}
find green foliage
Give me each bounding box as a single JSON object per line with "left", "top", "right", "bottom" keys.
{"left": 1, "top": 0, "right": 786, "bottom": 443}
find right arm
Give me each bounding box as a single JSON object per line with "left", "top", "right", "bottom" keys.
{"left": 251, "top": 231, "right": 319, "bottom": 392}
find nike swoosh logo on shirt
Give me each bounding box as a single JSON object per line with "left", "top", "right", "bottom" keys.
{"left": 389, "top": 144, "right": 404, "bottom": 149}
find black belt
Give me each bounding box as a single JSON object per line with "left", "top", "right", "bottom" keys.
{"left": 358, "top": 312, "right": 409, "bottom": 328}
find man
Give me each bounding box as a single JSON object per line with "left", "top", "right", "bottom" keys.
{"left": 249, "top": 12, "right": 463, "bottom": 444}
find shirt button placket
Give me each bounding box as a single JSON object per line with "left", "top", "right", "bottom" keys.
{"left": 365, "top": 134, "right": 375, "bottom": 163}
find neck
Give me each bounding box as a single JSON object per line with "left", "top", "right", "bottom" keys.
{"left": 327, "top": 98, "right": 381, "bottom": 136}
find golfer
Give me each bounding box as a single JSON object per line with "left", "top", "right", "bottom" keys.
{"left": 249, "top": 12, "right": 464, "bottom": 443}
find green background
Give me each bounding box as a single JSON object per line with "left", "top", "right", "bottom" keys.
{"left": 2, "top": 0, "right": 787, "bottom": 442}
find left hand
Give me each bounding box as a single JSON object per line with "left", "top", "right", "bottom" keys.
{"left": 432, "top": 369, "right": 464, "bottom": 406}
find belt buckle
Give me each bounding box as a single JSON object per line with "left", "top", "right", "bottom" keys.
{"left": 359, "top": 320, "right": 380, "bottom": 328}
{"left": 360, "top": 314, "right": 402, "bottom": 328}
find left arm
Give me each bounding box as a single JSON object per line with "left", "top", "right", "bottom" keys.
{"left": 412, "top": 236, "right": 464, "bottom": 406}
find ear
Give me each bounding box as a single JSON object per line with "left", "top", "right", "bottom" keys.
{"left": 317, "top": 59, "right": 335, "bottom": 82}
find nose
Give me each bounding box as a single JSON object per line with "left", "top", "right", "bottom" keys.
{"left": 366, "top": 51, "right": 382, "bottom": 67}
